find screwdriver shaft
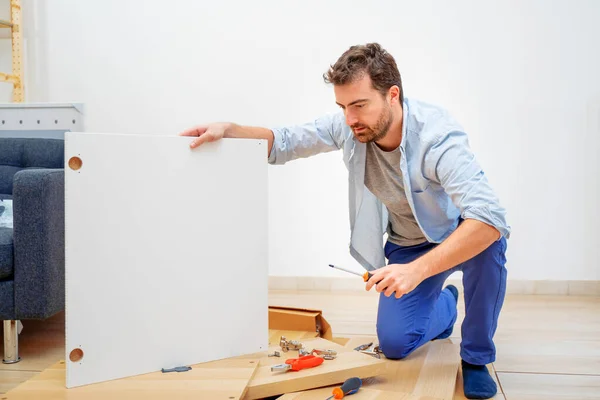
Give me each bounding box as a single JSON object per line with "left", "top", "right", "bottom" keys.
{"left": 328, "top": 264, "right": 363, "bottom": 277}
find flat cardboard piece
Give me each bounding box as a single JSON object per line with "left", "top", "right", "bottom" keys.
{"left": 268, "top": 306, "right": 332, "bottom": 340}
{"left": 238, "top": 337, "right": 385, "bottom": 400}
{"left": 4, "top": 358, "right": 260, "bottom": 400}
{"left": 64, "top": 133, "right": 269, "bottom": 388}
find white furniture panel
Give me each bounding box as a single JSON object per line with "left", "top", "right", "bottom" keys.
{"left": 64, "top": 132, "right": 268, "bottom": 388}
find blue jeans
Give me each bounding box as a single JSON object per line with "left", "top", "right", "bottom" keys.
{"left": 376, "top": 237, "right": 507, "bottom": 365}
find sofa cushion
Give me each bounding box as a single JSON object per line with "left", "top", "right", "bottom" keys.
{"left": 22, "top": 138, "right": 64, "bottom": 168}
{"left": 0, "top": 138, "right": 64, "bottom": 195}
{"left": 0, "top": 227, "right": 13, "bottom": 279}
{"left": 0, "top": 165, "right": 22, "bottom": 195}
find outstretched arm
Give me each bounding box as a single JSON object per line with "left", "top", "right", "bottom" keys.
{"left": 179, "top": 112, "right": 348, "bottom": 165}
{"left": 180, "top": 123, "right": 275, "bottom": 154}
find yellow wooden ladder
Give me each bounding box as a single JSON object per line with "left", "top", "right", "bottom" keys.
{"left": 0, "top": 0, "right": 23, "bottom": 102}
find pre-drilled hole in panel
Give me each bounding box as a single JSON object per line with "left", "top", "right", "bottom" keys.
{"left": 69, "top": 348, "right": 84, "bottom": 362}
{"left": 69, "top": 156, "right": 83, "bottom": 171}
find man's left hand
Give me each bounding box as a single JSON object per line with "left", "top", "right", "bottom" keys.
{"left": 365, "top": 263, "right": 426, "bottom": 299}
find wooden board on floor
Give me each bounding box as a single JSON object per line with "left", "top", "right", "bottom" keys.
{"left": 411, "top": 341, "right": 459, "bottom": 400}
{"left": 338, "top": 336, "right": 460, "bottom": 400}
{"left": 4, "top": 357, "right": 260, "bottom": 400}
{"left": 278, "top": 386, "right": 440, "bottom": 399}
{"left": 237, "top": 338, "right": 386, "bottom": 400}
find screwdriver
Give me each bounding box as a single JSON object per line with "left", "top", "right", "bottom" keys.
{"left": 326, "top": 377, "right": 362, "bottom": 399}
{"left": 329, "top": 264, "right": 374, "bottom": 282}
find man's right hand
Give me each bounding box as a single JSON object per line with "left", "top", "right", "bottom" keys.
{"left": 179, "top": 122, "right": 275, "bottom": 157}
{"left": 179, "top": 122, "right": 232, "bottom": 149}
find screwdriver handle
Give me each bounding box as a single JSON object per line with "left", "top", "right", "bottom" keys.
{"left": 362, "top": 271, "right": 374, "bottom": 282}
{"left": 332, "top": 377, "right": 362, "bottom": 399}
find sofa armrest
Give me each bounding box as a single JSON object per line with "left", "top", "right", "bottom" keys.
{"left": 12, "top": 168, "right": 65, "bottom": 319}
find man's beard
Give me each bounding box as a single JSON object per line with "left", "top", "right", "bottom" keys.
{"left": 351, "top": 106, "right": 393, "bottom": 143}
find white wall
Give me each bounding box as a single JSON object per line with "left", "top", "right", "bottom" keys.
{"left": 1, "top": 0, "right": 599, "bottom": 280}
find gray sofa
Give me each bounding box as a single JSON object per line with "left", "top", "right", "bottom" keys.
{"left": 0, "top": 137, "right": 65, "bottom": 363}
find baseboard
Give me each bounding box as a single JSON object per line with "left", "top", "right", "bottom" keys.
{"left": 268, "top": 276, "right": 600, "bottom": 296}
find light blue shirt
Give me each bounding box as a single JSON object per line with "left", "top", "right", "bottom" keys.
{"left": 268, "top": 98, "right": 511, "bottom": 271}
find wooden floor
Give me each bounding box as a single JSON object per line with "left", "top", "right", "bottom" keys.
{"left": 1, "top": 291, "right": 599, "bottom": 399}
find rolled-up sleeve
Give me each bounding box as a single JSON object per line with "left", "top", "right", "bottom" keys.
{"left": 268, "top": 112, "right": 346, "bottom": 165}
{"left": 425, "top": 129, "right": 511, "bottom": 239}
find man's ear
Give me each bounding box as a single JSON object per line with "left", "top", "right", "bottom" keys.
{"left": 388, "top": 85, "right": 400, "bottom": 105}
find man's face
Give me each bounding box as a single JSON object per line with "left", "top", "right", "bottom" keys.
{"left": 334, "top": 74, "right": 393, "bottom": 143}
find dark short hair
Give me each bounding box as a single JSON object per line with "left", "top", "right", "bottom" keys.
{"left": 323, "top": 43, "right": 404, "bottom": 104}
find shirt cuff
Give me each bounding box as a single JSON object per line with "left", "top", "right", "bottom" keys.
{"left": 268, "top": 127, "right": 284, "bottom": 164}
{"left": 462, "top": 206, "right": 511, "bottom": 240}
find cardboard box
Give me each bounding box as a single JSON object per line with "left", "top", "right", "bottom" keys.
{"left": 268, "top": 306, "right": 332, "bottom": 340}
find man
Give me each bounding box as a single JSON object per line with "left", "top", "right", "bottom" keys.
{"left": 180, "top": 43, "right": 509, "bottom": 399}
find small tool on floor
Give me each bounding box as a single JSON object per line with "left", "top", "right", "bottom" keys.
{"left": 325, "top": 377, "right": 362, "bottom": 399}
{"left": 358, "top": 343, "right": 382, "bottom": 359}
{"left": 328, "top": 264, "right": 374, "bottom": 282}
{"left": 354, "top": 342, "right": 373, "bottom": 352}
{"left": 299, "top": 348, "right": 311, "bottom": 356}
{"left": 311, "top": 349, "right": 338, "bottom": 359}
{"left": 161, "top": 366, "right": 191, "bottom": 373}
{"left": 270, "top": 354, "right": 324, "bottom": 373}
{"left": 280, "top": 336, "right": 303, "bottom": 352}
